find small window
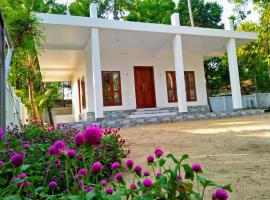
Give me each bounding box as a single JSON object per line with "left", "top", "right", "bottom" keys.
{"left": 102, "top": 71, "right": 122, "bottom": 106}
{"left": 185, "top": 71, "right": 197, "bottom": 101}
{"left": 165, "top": 71, "right": 178, "bottom": 102}
{"left": 81, "top": 78, "right": 86, "bottom": 109}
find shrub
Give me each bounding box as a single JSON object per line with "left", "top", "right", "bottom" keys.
{"left": 0, "top": 125, "right": 127, "bottom": 198}
{"left": 0, "top": 125, "right": 231, "bottom": 199}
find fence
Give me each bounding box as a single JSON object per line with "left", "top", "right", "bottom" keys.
{"left": 209, "top": 93, "right": 270, "bottom": 112}
{"left": 5, "top": 85, "right": 28, "bottom": 127}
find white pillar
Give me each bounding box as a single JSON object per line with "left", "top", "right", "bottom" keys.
{"left": 90, "top": 3, "right": 104, "bottom": 118}
{"left": 171, "top": 13, "right": 188, "bottom": 113}
{"left": 226, "top": 19, "right": 243, "bottom": 109}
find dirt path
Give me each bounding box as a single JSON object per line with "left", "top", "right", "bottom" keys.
{"left": 121, "top": 113, "right": 270, "bottom": 200}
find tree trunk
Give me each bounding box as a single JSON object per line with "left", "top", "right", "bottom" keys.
{"left": 47, "top": 104, "right": 53, "bottom": 125}
{"left": 27, "top": 79, "right": 40, "bottom": 124}
{"left": 187, "top": 0, "right": 195, "bottom": 27}
{"left": 113, "top": 0, "right": 119, "bottom": 20}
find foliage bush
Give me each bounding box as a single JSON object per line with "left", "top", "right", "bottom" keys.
{"left": 0, "top": 125, "right": 231, "bottom": 200}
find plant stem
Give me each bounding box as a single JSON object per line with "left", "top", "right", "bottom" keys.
{"left": 201, "top": 186, "right": 206, "bottom": 200}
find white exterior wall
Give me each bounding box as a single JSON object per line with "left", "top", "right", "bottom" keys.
{"left": 72, "top": 48, "right": 208, "bottom": 116}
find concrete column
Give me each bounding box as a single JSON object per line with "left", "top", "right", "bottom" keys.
{"left": 226, "top": 19, "right": 243, "bottom": 109}
{"left": 90, "top": 3, "right": 103, "bottom": 118}
{"left": 171, "top": 13, "right": 188, "bottom": 113}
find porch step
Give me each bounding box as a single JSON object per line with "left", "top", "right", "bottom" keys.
{"left": 128, "top": 108, "right": 177, "bottom": 119}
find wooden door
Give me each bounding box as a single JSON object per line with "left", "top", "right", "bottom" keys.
{"left": 134, "top": 67, "right": 156, "bottom": 108}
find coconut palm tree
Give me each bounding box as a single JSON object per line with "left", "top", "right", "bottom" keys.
{"left": 187, "top": 0, "right": 195, "bottom": 26}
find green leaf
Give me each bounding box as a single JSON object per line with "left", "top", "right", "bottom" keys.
{"left": 4, "top": 195, "right": 21, "bottom": 200}
{"left": 182, "top": 164, "right": 194, "bottom": 180}
{"left": 0, "top": 177, "right": 7, "bottom": 186}
{"left": 66, "top": 195, "right": 81, "bottom": 200}
{"left": 86, "top": 191, "right": 96, "bottom": 200}
{"left": 179, "top": 154, "right": 189, "bottom": 163}
{"left": 159, "top": 159, "right": 166, "bottom": 167}
{"left": 167, "top": 154, "right": 178, "bottom": 164}
{"left": 106, "top": 193, "right": 122, "bottom": 200}
{"left": 21, "top": 164, "right": 30, "bottom": 171}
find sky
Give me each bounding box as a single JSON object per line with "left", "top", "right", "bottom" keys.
{"left": 56, "top": 0, "right": 260, "bottom": 26}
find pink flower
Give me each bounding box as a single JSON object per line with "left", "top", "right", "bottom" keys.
{"left": 134, "top": 165, "right": 142, "bottom": 175}
{"left": 115, "top": 172, "right": 123, "bottom": 182}
{"left": 125, "top": 160, "right": 134, "bottom": 169}
{"left": 143, "top": 171, "right": 150, "bottom": 177}
{"left": 91, "top": 162, "right": 103, "bottom": 173}
{"left": 48, "top": 181, "right": 57, "bottom": 187}
{"left": 191, "top": 163, "right": 202, "bottom": 172}
{"left": 143, "top": 178, "right": 153, "bottom": 188}
{"left": 11, "top": 153, "right": 24, "bottom": 167}
{"left": 78, "top": 168, "right": 87, "bottom": 177}
{"left": 111, "top": 162, "right": 120, "bottom": 171}
{"left": 54, "top": 140, "right": 66, "bottom": 151}
{"left": 0, "top": 128, "right": 4, "bottom": 138}
{"left": 147, "top": 155, "right": 155, "bottom": 163}
{"left": 87, "top": 186, "right": 94, "bottom": 192}
{"left": 74, "top": 133, "right": 84, "bottom": 147}
{"left": 23, "top": 143, "right": 30, "bottom": 149}
{"left": 18, "top": 173, "right": 27, "bottom": 179}
{"left": 177, "top": 175, "right": 183, "bottom": 180}
{"left": 83, "top": 125, "right": 103, "bottom": 146}
{"left": 67, "top": 149, "right": 76, "bottom": 158}
{"left": 212, "top": 189, "right": 229, "bottom": 200}
{"left": 105, "top": 188, "right": 113, "bottom": 195}
{"left": 0, "top": 160, "right": 4, "bottom": 168}
{"left": 156, "top": 171, "right": 161, "bottom": 177}
{"left": 101, "top": 181, "right": 107, "bottom": 187}
{"left": 154, "top": 148, "right": 164, "bottom": 157}
{"left": 130, "top": 183, "right": 138, "bottom": 190}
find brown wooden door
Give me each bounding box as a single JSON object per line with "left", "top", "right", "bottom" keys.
{"left": 134, "top": 67, "right": 156, "bottom": 108}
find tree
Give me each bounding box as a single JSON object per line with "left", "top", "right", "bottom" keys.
{"left": 125, "top": 0, "right": 175, "bottom": 24}
{"left": 69, "top": 0, "right": 130, "bottom": 19}
{"left": 0, "top": 0, "right": 67, "bottom": 124}
{"left": 177, "top": 0, "right": 223, "bottom": 28}
{"left": 187, "top": 0, "right": 195, "bottom": 26}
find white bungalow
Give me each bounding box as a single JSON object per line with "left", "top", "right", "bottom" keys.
{"left": 37, "top": 4, "right": 259, "bottom": 126}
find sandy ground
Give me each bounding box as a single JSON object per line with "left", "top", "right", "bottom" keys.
{"left": 120, "top": 113, "right": 270, "bottom": 200}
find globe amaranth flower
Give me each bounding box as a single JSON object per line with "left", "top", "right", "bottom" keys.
{"left": 177, "top": 175, "right": 183, "bottom": 181}
{"left": 191, "top": 163, "right": 202, "bottom": 172}
{"left": 23, "top": 143, "right": 30, "bottom": 149}
{"left": 48, "top": 181, "right": 58, "bottom": 187}
{"left": 105, "top": 188, "right": 113, "bottom": 195}
{"left": 0, "top": 128, "right": 4, "bottom": 138}
{"left": 130, "top": 183, "right": 138, "bottom": 190}
{"left": 54, "top": 140, "right": 66, "bottom": 151}
{"left": 156, "top": 171, "right": 161, "bottom": 177}
{"left": 87, "top": 186, "right": 94, "bottom": 192}
{"left": 143, "top": 171, "right": 150, "bottom": 177}
{"left": 134, "top": 165, "right": 142, "bottom": 175}
{"left": 83, "top": 125, "right": 103, "bottom": 146}
{"left": 67, "top": 149, "right": 76, "bottom": 158}
{"left": 115, "top": 172, "right": 123, "bottom": 182}
{"left": 101, "top": 181, "right": 107, "bottom": 187}
{"left": 0, "top": 160, "right": 4, "bottom": 168}
{"left": 78, "top": 168, "right": 87, "bottom": 177}
{"left": 125, "top": 160, "right": 134, "bottom": 169}
{"left": 11, "top": 153, "right": 24, "bottom": 167}
{"left": 111, "top": 162, "right": 120, "bottom": 171}
{"left": 154, "top": 148, "right": 164, "bottom": 158}
{"left": 91, "top": 162, "right": 103, "bottom": 173}
{"left": 212, "top": 189, "right": 229, "bottom": 200}
{"left": 147, "top": 155, "right": 155, "bottom": 163}
{"left": 74, "top": 133, "right": 84, "bottom": 147}
{"left": 18, "top": 173, "right": 27, "bottom": 179}
{"left": 143, "top": 178, "right": 153, "bottom": 188}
